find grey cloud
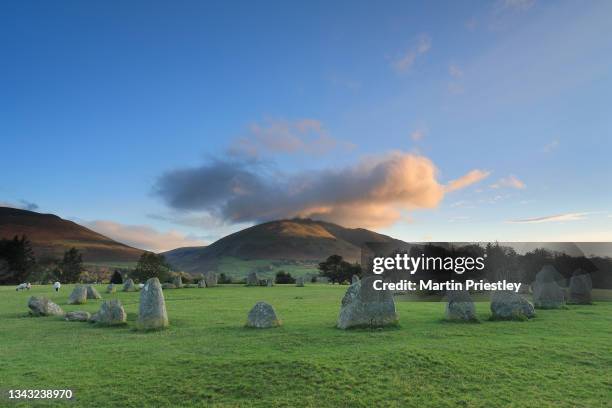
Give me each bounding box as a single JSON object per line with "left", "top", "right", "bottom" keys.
{"left": 153, "top": 152, "right": 453, "bottom": 228}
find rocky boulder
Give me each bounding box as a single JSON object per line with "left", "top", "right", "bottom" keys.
{"left": 123, "top": 279, "right": 136, "bottom": 292}
{"left": 337, "top": 276, "right": 398, "bottom": 329}
{"left": 90, "top": 300, "right": 127, "bottom": 325}
{"left": 351, "top": 275, "right": 360, "bottom": 284}
{"left": 137, "top": 278, "right": 169, "bottom": 330}
{"left": 68, "top": 285, "right": 88, "bottom": 305}
{"left": 106, "top": 283, "right": 116, "bottom": 293}
{"left": 28, "top": 297, "right": 64, "bottom": 317}
{"left": 65, "top": 311, "right": 91, "bottom": 322}
{"left": 86, "top": 285, "right": 102, "bottom": 300}
{"left": 245, "top": 302, "right": 281, "bottom": 328}
{"left": 296, "top": 277, "right": 305, "bottom": 287}
{"left": 266, "top": 278, "right": 273, "bottom": 287}
{"left": 536, "top": 265, "right": 566, "bottom": 286}
{"left": 533, "top": 265, "right": 566, "bottom": 309}
{"left": 569, "top": 270, "right": 592, "bottom": 304}
{"left": 445, "top": 290, "right": 478, "bottom": 321}
{"left": 246, "top": 271, "right": 259, "bottom": 286}
{"left": 198, "top": 279, "right": 206, "bottom": 288}
{"left": 172, "top": 276, "right": 184, "bottom": 288}
{"left": 490, "top": 291, "right": 535, "bottom": 320}
{"left": 205, "top": 271, "right": 218, "bottom": 287}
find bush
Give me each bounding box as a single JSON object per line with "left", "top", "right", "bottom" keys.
{"left": 275, "top": 270, "right": 296, "bottom": 284}
{"left": 218, "top": 273, "right": 232, "bottom": 284}
{"left": 110, "top": 270, "right": 123, "bottom": 284}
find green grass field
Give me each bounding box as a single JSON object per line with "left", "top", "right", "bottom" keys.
{"left": 1, "top": 284, "right": 611, "bottom": 407}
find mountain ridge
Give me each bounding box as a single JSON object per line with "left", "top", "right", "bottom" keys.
{"left": 0, "top": 207, "right": 144, "bottom": 262}
{"left": 163, "top": 218, "right": 405, "bottom": 273}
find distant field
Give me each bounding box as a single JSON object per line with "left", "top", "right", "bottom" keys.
{"left": 85, "top": 257, "right": 319, "bottom": 280}
{"left": 213, "top": 256, "right": 319, "bottom": 279}
{"left": 84, "top": 261, "right": 138, "bottom": 269}
{"left": 1, "top": 285, "right": 611, "bottom": 407}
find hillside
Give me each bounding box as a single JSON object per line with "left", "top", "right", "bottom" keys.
{"left": 0, "top": 207, "right": 143, "bottom": 262}
{"left": 163, "top": 218, "right": 404, "bottom": 274}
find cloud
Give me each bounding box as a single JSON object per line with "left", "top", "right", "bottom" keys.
{"left": 391, "top": 34, "right": 431, "bottom": 73}
{"left": 449, "top": 64, "right": 463, "bottom": 78}
{"left": 228, "top": 118, "right": 353, "bottom": 158}
{"left": 0, "top": 199, "right": 39, "bottom": 211}
{"left": 410, "top": 129, "right": 425, "bottom": 142}
{"left": 543, "top": 139, "right": 559, "bottom": 153}
{"left": 147, "top": 212, "right": 225, "bottom": 230}
{"left": 153, "top": 152, "right": 487, "bottom": 229}
{"left": 490, "top": 175, "right": 526, "bottom": 189}
{"left": 445, "top": 169, "right": 491, "bottom": 192}
{"left": 507, "top": 212, "right": 589, "bottom": 224}
{"left": 83, "top": 220, "right": 205, "bottom": 252}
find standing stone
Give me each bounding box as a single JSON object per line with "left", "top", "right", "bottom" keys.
{"left": 317, "top": 276, "right": 329, "bottom": 284}
{"left": 337, "top": 276, "right": 398, "bottom": 329}
{"left": 68, "top": 285, "right": 88, "bottom": 305}
{"left": 266, "top": 278, "right": 273, "bottom": 287}
{"left": 445, "top": 290, "right": 478, "bottom": 321}
{"left": 205, "top": 271, "right": 218, "bottom": 287}
{"left": 246, "top": 271, "right": 259, "bottom": 286}
{"left": 90, "top": 300, "right": 127, "bottom": 325}
{"left": 296, "top": 277, "right": 305, "bottom": 287}
{"left": 198, "top": 279, "right": 206, "bottom": 288}
{"left": 86, "top": 285, "right": 102, "bottom": 300}
{"left": 569, "top": 270, "right": 593, "bottom": 304}
{"left": 65, "top": 311, "right": 91, "bottom": 322}
{"left": 137, "top": 277, "right": 169, "bottom": 330}
{"left": 351, "top": 275, "right": 360, "bottom": 284}
{"left": 28, "top": 296, "right": 64, "bottom": 316}
{"left": 490, "top": 291, "right": 535, "bottom": 320}
{"left": 533, "top": 265, "right": 566, "bottom": 309}
{"left": 518, "top": 283, "right": 530, "bottom": 294}
{"left": 123, "top": 278, "right": 136, "bottom": 292}
{"left": 537, "top": 265, "right": 566, "bottom": 286}
{"left": 245, "top": 302, "right": 281, "bottom": 328}
{"left": 172, "top": 275, "right": 184, "bottom": 288}
{"left": 106, "top": 283, "right": 116, "bottom": 293}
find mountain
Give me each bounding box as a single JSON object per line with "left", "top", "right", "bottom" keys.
{"left": 0, "top": 207, "right": 144, "bottom": 263}
{"left": 163, "top": 218, "right": 404, "bottom": 273}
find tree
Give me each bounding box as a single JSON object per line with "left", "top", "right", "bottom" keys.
{"left": 318, "top": 255, "right": 361, "bottom": 284}
{"left": 60, "top": 247, "right": 84, "bottom": 283}
{"left": 275, "top": 270, "right": 295, "bottom": 284}
{"left": 218, "top": 273, "right": 232, "bottom": 284}
{"left": 110, "top": 269, "right": 123, "bottom": 284}
{"left": 0, "top": 235, "right": 37, "bottom": 284}
{"left": 132, "top": 252, "right": 170, "bottom": 283}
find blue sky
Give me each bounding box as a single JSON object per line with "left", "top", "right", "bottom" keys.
{"left": 1, "top": 0, "right": 611, "bottom": 251}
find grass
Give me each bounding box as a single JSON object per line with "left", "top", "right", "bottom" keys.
{"left": 1, "top": 284, "right": 611, "bottom": 407}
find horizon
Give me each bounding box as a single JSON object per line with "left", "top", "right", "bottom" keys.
{"left": 2, "top": 0, "right": 612, "bottom": 252}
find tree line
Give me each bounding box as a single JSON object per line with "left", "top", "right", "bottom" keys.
{"left": 0, "top": 235, "right": 85, "bottom": 284}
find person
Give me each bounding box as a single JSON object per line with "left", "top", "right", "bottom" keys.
{"left": 53, "top": 281, "right": 61, "bottom": 292}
